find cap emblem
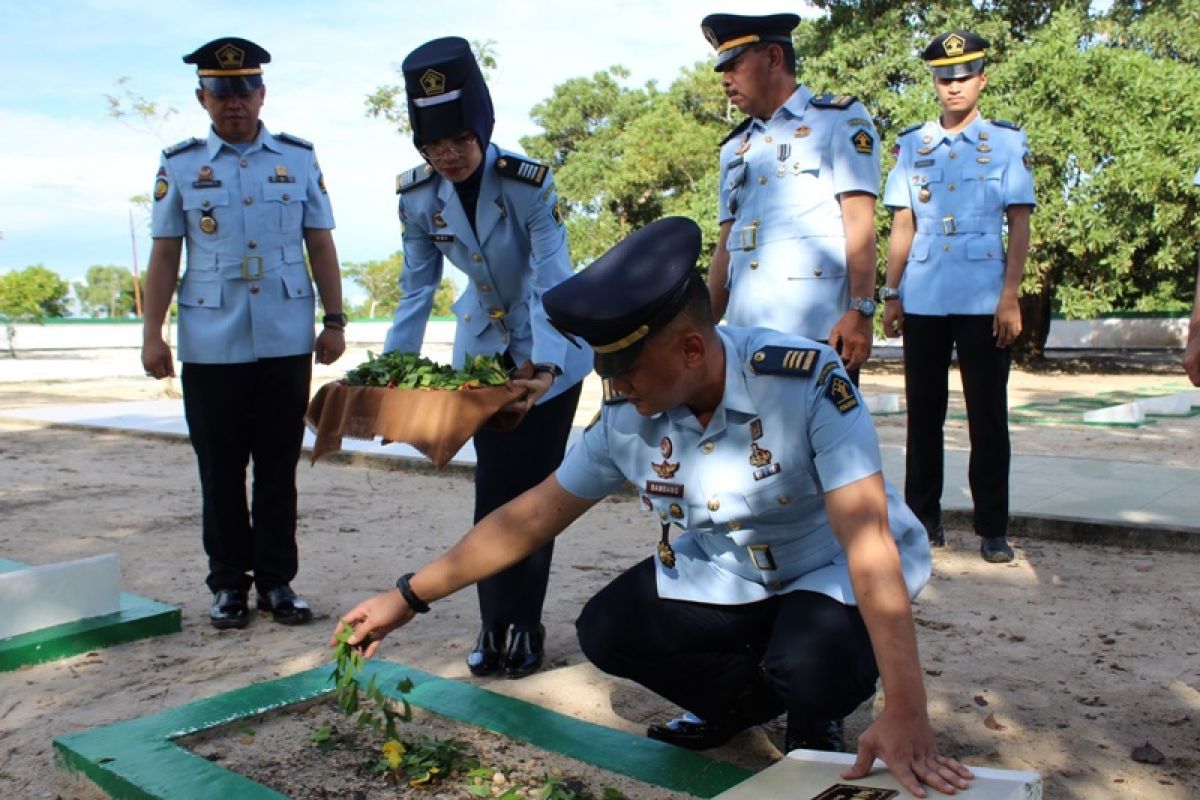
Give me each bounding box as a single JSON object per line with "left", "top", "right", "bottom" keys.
{"left": 216, "top": 43, "right": 245, "bottom": 68}
{"left": 420, "top": 69, "right": 446, "bottom": 96}
{"left": 943, "top": 33, "right": 966, "bottom": 58}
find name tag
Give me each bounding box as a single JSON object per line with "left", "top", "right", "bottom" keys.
{"left": 430, "top": 234, "right": 455, "bottom": 243}
{"left": 645, "top": 481, "right": 684, "bottom": 497}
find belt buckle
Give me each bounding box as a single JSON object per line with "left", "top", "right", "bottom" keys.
{"left": 748, "top": 543, "right": 777, "bottom": 571}
{"left": 740, "top": 225, "right": 758, "bottom": 251}
{"left": 941, "top": 215, "right": 957, "bottom": 236}
{"left": 241, "top": 256, "right": 264, "bottom": 280}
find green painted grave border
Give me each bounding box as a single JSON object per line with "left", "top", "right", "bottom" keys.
{"left": 0, "top": 558, "right": 180, "bottom": 672}
{"left": 54, "top": 660, "right": 753, "bottom": 799}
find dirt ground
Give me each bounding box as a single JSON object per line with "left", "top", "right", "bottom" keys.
{"left": 0, "top": 349, "right": 1198, "bottom": 799}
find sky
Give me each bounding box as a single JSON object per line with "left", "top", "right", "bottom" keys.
{"left": 0, "top": 0, "right": 813, "bottom": 292}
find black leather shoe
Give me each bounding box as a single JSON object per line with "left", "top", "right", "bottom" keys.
{"left": 503, "top": 624, "right": 545, "bottom": 679}
{"left": 256, "top": 585, "right": 313, "bottom": 625}
{"left": 784, "top": 718, "right": 846, "bottom": 753}
{"left": 928, "top": 525, "right": 946, "bottom": 548}
{"left": 467, "top": 626, "right": 505, "bottom": 677}
{"left": 210, "top": 588, "right": 249, "bottom": 630}
{"left": 980, "top": 536, "right": 1015, "bottom": 563}
{"left": 648, "top": 694, "right": 783, "bottom": 751}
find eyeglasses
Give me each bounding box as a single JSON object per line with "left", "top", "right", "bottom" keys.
{"left": 420, "top": 133, "right": 478, "bottom": 160}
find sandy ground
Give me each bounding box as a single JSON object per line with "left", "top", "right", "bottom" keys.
{"left": 0, "top": 348, "right": 1198, "bottom": 799}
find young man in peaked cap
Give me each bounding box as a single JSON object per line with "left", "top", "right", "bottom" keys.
{"left": 701, "top": 12, "right": 881, "bottom": 383}
{"left": 337, "top": 217, "right": 973, "bottom": 798}
{"left": 142, "top": 36, "right": 346, "bottom": 629}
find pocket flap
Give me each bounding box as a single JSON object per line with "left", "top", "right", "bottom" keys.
{"left": 262, "top": 183, "right": 301, "bottom": 203}
{"left": 178, "top": 278, "right": 223, "bottom": 308}
{"left": 181, "top": 190, "right": 229, "bottom": 212}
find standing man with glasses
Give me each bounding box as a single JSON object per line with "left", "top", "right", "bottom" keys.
{"left": 141, "top": 37, "right": 346, "bottom": 629}
{"left": 384, "top": 37, "right": 591, "bottom": 679}
{"left": 700, "top": 13, "right": 881, "bottom": 382}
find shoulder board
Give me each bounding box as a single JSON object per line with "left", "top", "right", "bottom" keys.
{"left": 810, "top": 94, "right": 857, "bottom": 110}
{"left": 749, "top": 346, "right": 820, "bottom": 377}
{"left": 990, "top": 119, "right": 1022, "bottom": 132}
{"left": 897, "top": 122, "right": 923, "bottom": 137}
{"left": 396, "top": 164, "right": 437, "bottom": 194}
{"left": 495, "top": 155, "right": 549, "bottom": 187}
{"left": 720, "top": 117, "right": 753, "bottom": 146}
{"left": 275, "top": 132, "right": 314, "bottom": 149}
{"left": 162, "top": 137, "right": 202, "bottom": 158}
{"left": 601, "top": 378, "right": 628, "bottom": 406}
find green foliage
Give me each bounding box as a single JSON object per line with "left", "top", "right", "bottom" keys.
{"left": 75, "top": 265, "right": 137, "bottom": 318}
{"left": 343, "top": 250, "right": 456, "bottom": 318}
{"left": 365, "top": 39, "right": 499, "bottom": 136}
{"left": 0, "top": 265, "right": 71, "bottom": 321}
{"left": 329, "top": 623, "right": 409, "bottom": 742}
{"left": 344, "top": 351, "right": 510, "bottom": 389}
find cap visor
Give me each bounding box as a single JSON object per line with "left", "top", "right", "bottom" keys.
{"left": 714, "top": 44, "right": 750, "bottom": 71}
{"left": 413, "top": 104, "right": 465, "bottom": 145}
{"left": 199, "top": 75, "right": 262, "bottom": 96}
{"left": 593, "top": 340, "right": 647, "bottom": 379}
{"left": 930, "top": 60, "right": 984, "bottom": 79}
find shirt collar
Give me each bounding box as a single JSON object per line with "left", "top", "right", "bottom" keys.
{"left": 933, "top": 112, "right": 986, "bottom": 146}
{"left": 205, "top": 123, "right": 278, "bottom": 159}
{"left": 752, "top": 85, "right": 813, "bottom": 130}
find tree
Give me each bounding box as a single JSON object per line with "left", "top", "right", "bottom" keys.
{"left": 365, "top": 39, "right": 499, "bottom": 136}
{"left": 75, "top": 265, "right": 138, "bottom": 318}
{"left": 344, "top": 252, "right": 404, "bottom": 317}
{"left": 0, "top": 265, "right": 70, "bottom": 356}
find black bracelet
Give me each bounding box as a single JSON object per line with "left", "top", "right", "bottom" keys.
{"left": 532, "top": 362, "right": 562, "bottom": 378}
{"left": 394, "top": 572, "right": 430, "bottom": 613}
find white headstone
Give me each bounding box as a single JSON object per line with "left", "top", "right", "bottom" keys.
{"left": 0, "top": 554, "right": 121, "bottom": 640}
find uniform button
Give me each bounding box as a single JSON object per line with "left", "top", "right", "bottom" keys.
{"left": 201, "top": 200, "right": 211, "bottom": 209}
{"left": 728, "top": 520, "right": 742, "bottom": 531}
{"left": 758, "top": 176, "right": 768, "bottom": 185}
{"left": 764, "top": 135, "right": 773, "bottom": 143}
{"left": 464, "top": 314, "right": 471, "bottom": 322}
{"left": 247, "top": 240, "right": 257, "bottom": 249}
{"left": 472, "top": 254, "right": 482, "bottom": 262}
{"left": 752, "top": 218, "right": 760, "bottom": 226}
{"left": 701, "top": 441, "right": 715, "bottom": 454}
{"left": 501, "top": 336, "right": 509, "bottom": 345}
{"left": 814, "top": 266, "right": 823, "bottom": 276}
{"left": 249, "top": 285, "right": 260, "bottom": 294}
{"left": 480, "top": 284, "right": 492, "bottom": 293}
{"left": 943, "top": 244, "right": 951, "bottom": 252}
{"left": 196, "top": 298, "right": 205, "bottom": 305}
{"left": 707, "top": 498, "right": 720, "bottom": 512}
{"left": 750, "top": 260, "right": 759, "bottom": 270}
{"left": 949, "top": 151, "right": 958, "bottom": 159}
{"left": 244, "top": 196, "right": 253, "bottom": 205}
{"left": 777, "top": 495, "right": 790, "bottom": 505}
{"left": 988, "top": 251, "right": 995, "bottom": 258}
{"left": 948, "top": 184, "right": 956, "bottom": 191}
{"left": 282, "top": 193, "right": 290, "bottom": 201}
{"left": 240, "top": 159, "right": 248, "bottom": 168}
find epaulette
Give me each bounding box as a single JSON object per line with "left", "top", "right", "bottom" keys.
{"left": 162, "top": 137, "right": 202, "bottom": 158}
{"left": 495, "top": 154, "right": 549, "bottom": 187}
{"left": 897, "top": 122, "right": 923, "bottom": 137}
{"left": 990, "top": 119, "right": 1022, "bottom": 132}
{"left": 601, "top": 378, "right": 628, "bottom": 406}
{"left": 275, "top": 132, "right": 314, "bottom": 150}
{"left": 749, "top": 346, "right": 820, "bottom": 377}
{"left": 810, "top": 94, "right": 857, "bottom": 110}
{"left": 720, "top": 117, "right": 753, "bottom": 146}
{"left": 396, "top": 164, "right": 436, "bottom": 194}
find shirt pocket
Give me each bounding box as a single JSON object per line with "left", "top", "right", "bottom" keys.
{"left": 975, "top": 165, "right": 1007, "bottom": 208}
{"left": 177, "top": 276, "right": 223, "bottom": 309}
{"left": 181, "top": 189, "right": 230, "bottom": 242}
{"left": 741, "top": 469, "right": 818, "bottom": 524}
{"left": 279, "top": 261, "right": 313, "bottom": 300}
{"left": 262, "top": 182, "right": 304, "bottom": 233}
{"left": 907, "top": 236, "right": 932, "bottom": 263}
{"left": 452, "top": 293, "right": 491, "bottom": 336}
{"left": 966, "top": 237, "right": 1004, "bottom": 264}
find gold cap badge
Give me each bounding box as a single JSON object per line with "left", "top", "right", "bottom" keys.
{"left": 216, "top": 43, "right": 245, "bottom": 69}
{"left": 943, "top": 33, "right": 966, "bottom": 58}
{"left": 420, "top": 69, "right": 446, "bottom": 96}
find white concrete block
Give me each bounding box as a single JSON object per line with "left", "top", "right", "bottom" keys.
{"left": 863, "top": 393, "right": 901, "bottom": 414}
{"left": 714, "top": 749, "right": 1041, "bottom": 799}
{"left": 0, "top": 554, "right": 121, "bottom": 639}
{"left": 1136, "top": 394, "right": 1193, "bottom": 416}
{"left": 1082, "top": 402, "right": 1145, "bottom": 424}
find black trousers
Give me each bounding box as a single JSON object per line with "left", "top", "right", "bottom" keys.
{"left": 576, "top": 559, "right": 879, "bottom": 732}
{"left": 902, "top": 314, "right": 1011, "bottom": 538}
{"left": 181, "top": 355, "right": 311, "bottom": 594}
{"left": 472, "top": 381, "right": 582, "bottom": 630}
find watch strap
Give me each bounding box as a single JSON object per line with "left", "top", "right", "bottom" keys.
{"left": 395, "top": 572, "right": 430, "bottom": 613}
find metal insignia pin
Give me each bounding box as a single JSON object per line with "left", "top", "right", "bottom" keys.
{"left": 918, "top": 187, "right": 932, "bottom": 203}
{"left": 432, "top": 211, "right": 447, "bottom": 228}
{"left": 794, "top": 125, "right": 811, "bottom": 138}
{"left": 198, "top": 165, "right": 213, "bottom": 180}
{"left": 735, "top": 134, "right": 751, "bottom": 155}
{"left": 922, "top": 134, "right": 932, "bottom": 144}
{"left": 199, "top": 214, "right": 218, "bottom": 234}
{"left": 977, "top": 144, "right": 992, "bottom": 153}
{"left": 660, "top": 437, "right": 673, "bottom": 459}
{"left": 275, "top": 164, "right": 288, "bottom": 177}
{"left": 977, "top": 156, "right": 992, "bottom": 164}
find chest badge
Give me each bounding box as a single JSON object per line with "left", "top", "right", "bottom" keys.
{"left": 977, "top": 144, "right": 992, "bottom": 153}
{"left": 749, "top": 418, "right": 763, "bottom": 441}
{"left": 980, "top": 130, "right": 990, "bottom": 141}
{"left": 198, "top": 213, "right": 218, "bottom": 234}
{"left": 917, "top": 145, "right": 935, "bottom": 156}
{"left": 652, "top": 459, "right": 680, "bottom": 479}
{"left": 922, "top": 133, "right": 933, "bottom": 144}
{"left": 749, "top": 442, "right": 772, "bottom": 467}
{"left": 199, "top": 165, "right": 213, "bottom": 180}
{"left": 193, "top": 165, "right": 221, "bottom": 189}
{"left": 660, "top": 436, "right": 673, "bottom": 458}
{"left": 735, "top": 134, "right": 751, "bottom": 156}
{"left": 918, "top": 186, "right": 932, "bottom": 203}
{"left": 794, "top": 125, "right": 811, "bottom": 138}
{"left": 977, "top": 156, "right": 992, "bottom": 164}
{"left": 432, "top": 211, "right": 447, "bottom": 228}
{"left": 270, "top": 164, "right": 297, "bottom": 184}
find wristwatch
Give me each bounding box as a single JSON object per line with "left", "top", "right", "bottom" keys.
{"left": 849, "top": 297, "right": 877, "bottom": 317}
{"left": 532, "top": 363, "right": 562, "bottom": 378}
{"left": 322, "top": 312, "right": 348, "bottom": 329}
{"left": 878, "top": 287, "right": 900, "bottom": 302}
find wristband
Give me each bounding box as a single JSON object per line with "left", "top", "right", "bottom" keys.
{"left": 532, "top": 363, "right": 562, "bottom": 378}
{"left": 323, "top": 312, "right": 348, "bottom": 330}
{"left": 394, "top": 572, "right": 430, "bottom": 613}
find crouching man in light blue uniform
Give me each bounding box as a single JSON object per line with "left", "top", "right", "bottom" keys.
{"left": 336, "top": 217, "right": 972, "bottom": 798}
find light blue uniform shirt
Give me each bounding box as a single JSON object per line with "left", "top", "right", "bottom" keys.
{"left": 556, "top": 326, "right": 930, "bottom": 606}
{"left": 883, "top": 115, "right": 1035, "bottom": 316}
{"left": 718, "top": 86, "right": 881, "bottom": 339}
{"left": 385, "top": 144, "right": 591, "bottom": 403}
{"left": 151, "top": 125, "right": 334, "bottom": 364}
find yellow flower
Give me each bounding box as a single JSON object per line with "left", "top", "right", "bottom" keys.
{"left": 381, "top": 739, "right": 406, "bottom": 770}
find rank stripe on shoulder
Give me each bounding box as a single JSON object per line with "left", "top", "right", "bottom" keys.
{"left": 495, "top": 155, "right": 549, "bottom": 187}
{"left": 749, "top": 346, "right": 820, "bottom": 376}
{"left": 810, "top": 93, "right": 857, "bottom": 110}
{"left": 898, "top": 122, "right": 923, "bottom": 137}
{"left": 162, "top": 137, "right": 202, "bottom": 158}
{"left": 275, "top": 131, "right": 314, "bottom": 149}
{"left": 990, "top": 119, "right": 1022, "bottom": 131}
{"left": 396, "top": 164, "right": 436, "bottom": 194}
{"left": 721, "top": 117, "right": 753, "bottom": 146}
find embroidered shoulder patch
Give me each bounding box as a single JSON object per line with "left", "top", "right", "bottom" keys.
{"left": 749, "top": 346, "right": 819, "bottom": 376}
{"left": 275, "top": 131, "right": 314, "bottom": 149}
{"left": 851, "top": 128, "right": 874, "bottom": 154}
{"left": 810, "top": 93, "right": 857, "bottom": 110}
{"left": 396, "top": 164, "right": 436, "bottom": 194}
{"left": 816, "top": 361, "right": 838, "bottom": 386}
{"left": 495, "top": 155, "right": 549, "bottom": 187}
{"left": 990, "top": 119, "right": 1023, "bottom": 132}
{"left": 162, "top": 138, "right": 202, "bottom": 158}
{"left": 826, "top": 374, "right": 859, "bottom": 414}
{"left": 720, "top": 117, "right": 753, "bottom": 146}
